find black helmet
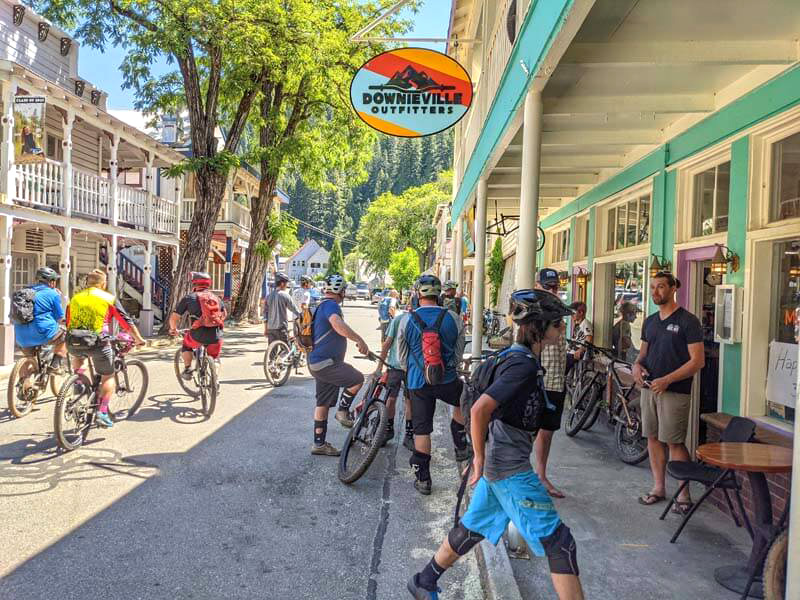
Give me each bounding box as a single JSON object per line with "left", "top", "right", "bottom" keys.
{"left": 274, "top": 272, "right": 290, "bottom": 285}
{"left": 36, "top": 266, "right": 60, "bottom": 282}
{"left": 299, "top": 275, "right": 313, "bottom": 285}
{"left": 509, "top": 289, "right": 572, "bottom": 325}
{"left": 416, "top": 274, "right": 441, "bottom": 298}
{"left": 189, "top": 271, "right": 212, "bottom": 288}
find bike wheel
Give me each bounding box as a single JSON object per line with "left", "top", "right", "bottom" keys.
{"left": 614, "top": 406, "right": 649, "bottom": 465}
{"left": 108, "top": 359, "right": 149, "bottom": 421}
{"left": 565, "top": 382, "right": 599, "bottom": 437}
{"left": 582, "top": 402, "right": 602, "bottom": 431}
{"left": 54, "top": 375, "right": 93, "bottom": 451}
{"left": 7, "top": 357, "right": 40, "bottom": 418}
{"left": 174, "top": 347, "right": 200, "bottom": 397}
{"left": 198, "top": 357, "right": 218, "bottom": 417}
{"left": 263, "top": 340, "right": 292, "bottom": 387}
{"left": 763, "top": 529, "right": 787, "bottom": 600}
{"left": 49, "top": 355, "right": 72, "bottom": 397}
{"left": 338, "top": 401, "right": 389, "bottom": 484}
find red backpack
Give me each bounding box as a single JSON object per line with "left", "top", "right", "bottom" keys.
{"left": 192, "top": 291, "right": 225, "bottom": 329}
{"left": 411, "top": 308, "right": 448, "bottom": 385}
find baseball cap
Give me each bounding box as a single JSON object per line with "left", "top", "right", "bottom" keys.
{"left": 538, "top": 268, "right": 560, "bottom": 287}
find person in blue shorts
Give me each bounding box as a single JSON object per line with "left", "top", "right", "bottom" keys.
{"left": 408, "top": 289, "right": 585, "bottom": 600}
{"left": 14, "top": 267, "right": 67, "bottom": 372}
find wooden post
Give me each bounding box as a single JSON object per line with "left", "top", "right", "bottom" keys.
{"left": 145, "top": 154, "right": 154, "bottom": 232}
{"left": 62, "top": 111, "right": 75, "bottom": 217}
{"left": 0, "top": 215, "right": 14, "bottom": 364}
{"left": 109, "top": 134, "right": 119, "bottom": 226}
{"left": 108, "top": 234, "right": 118, "bottom": 295}
{"left": 140, "top": 240, "right": 154, "bottom": 336}
{"left": 1, "top": 78, "right": 16, "bottom": 205}
{"left": 60, "top": 226, "right": 71, "bottom": 297}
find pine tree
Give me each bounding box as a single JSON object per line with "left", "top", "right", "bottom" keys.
{"left": 327, "top": 237, "right": 344, "bottom": 276}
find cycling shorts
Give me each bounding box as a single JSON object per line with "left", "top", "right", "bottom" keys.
{"left": 182, "top": 331, "right": 222, "bottom": 359}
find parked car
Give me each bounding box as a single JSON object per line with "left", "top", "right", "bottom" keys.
{"left": 370, "top": 288, "right": 384, "bottom": 304}
{"left": 356, "top": 283, "right": 370, "bottom": 300}
{"left": 309, "top": 286, "right": 322, "bottom": 309}
{"left": 345, "top": 283, "right": 358, "bottom": 300}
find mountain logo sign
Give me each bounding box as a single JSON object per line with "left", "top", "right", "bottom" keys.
{"left": 350, "top": 48, "right": 473, "bottom": 138}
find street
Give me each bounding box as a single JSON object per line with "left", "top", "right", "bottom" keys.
{"left": 0, "top": 301, "right": 481, "bottom": 600}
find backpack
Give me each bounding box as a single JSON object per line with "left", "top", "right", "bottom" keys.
{"left": 294, "top": 306, "right": 315, "bottom": 353}
{"left": 10, "top": 288, "right": 37, "bottom": 325}
{"left": 378, "top": 297, "right": 392, "bottom": 322}
{"left": 192, "top": 291, "right": 225, "bottom": 329}
{"left": 410, "top": 308, "right": 448, "bottom": 386}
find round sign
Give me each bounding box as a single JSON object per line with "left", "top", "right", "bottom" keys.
{"left": 350, "top": 48, "right": 473, "bottom": 138}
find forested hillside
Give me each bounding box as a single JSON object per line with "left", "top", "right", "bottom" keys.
{"left": 284, "top": 131, "right": 453, "bottom": 250}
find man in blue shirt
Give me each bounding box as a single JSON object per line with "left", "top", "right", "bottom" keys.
{"left": 308, "top": 273, "right": 369, "bottom": 457}
{"left": 14, "top": 267, "right": 67, "bottom": 372}
{"left": 399, "top": 274, "right": 467, "bottom": 495}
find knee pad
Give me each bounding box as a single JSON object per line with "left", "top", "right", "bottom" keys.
{"left": 447, "top": 524, "right": 484, "bottom": 556}
{"left": 541, "top": 523, "right": 579, "bottom": 576}
{"left": 450, "top": 419, "right": 467, "bottom": 449}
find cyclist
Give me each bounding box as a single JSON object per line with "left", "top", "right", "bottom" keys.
{"left": 13, "top": 266, "right": 68, "bottom": 373}
{"left": 293, "top": 275, "right": 314, "bottom": 311}
{"left": 308, "top": 273, "right": 369, "bottom": 456}
{"left": 264, "top": 272, "right": 301, "bottom": 345}
{"left": 440, "top": 281, "right": 461, "bottom": 315}
{"left": 66, "top": 269, "right": 146, "bottom": 428}
{"left": 376, "top": 308, "right": 412, "bottom": 449}
{"left": 378, "top": 288, "right": 399, "bottom": 341}
{"left": 168, "top": 271, "right": 226, "bottom": 381}
{"left": 399, "top": 274, "right": 467, "bottom": 495}
{"left": 408, "top": 289, "right": 584, "bottom": 600}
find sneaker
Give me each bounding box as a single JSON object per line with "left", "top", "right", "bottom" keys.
{"left": 335, "top": 409, "right": 354, "bottom": 428}
{"left": 96, "top": 411, "right": 114, "bottom": 428}
{"left": 454, "top": 446, "right": 472, "bottom": 463}
{"left": 311, "top": 442, "right": 341, "bottom": 457}
{"left": 403, "top": 433, "right": 415, "bottom": 452}
{"left": 381, "top": 426, "right": 395, "bottom": 447}
{"left": 414, "top": 479, "right": 432, "bottom": 496}
{"left": 181, "top": 368, "right": 194, "bottom": 381}
{"left": 407, "top": 575, "right": 440, "bottom": 599}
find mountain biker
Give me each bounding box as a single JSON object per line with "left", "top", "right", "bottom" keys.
{"left": 378, "top": 289, "right": 399, "bottom": 342}
{"left": 264, "top": 272, "right": 301, "bottom": 344}
{"left": 293, "top": 275, "right": 314, "bottom": 311}
{"left": 440, "top": 281, "right": 461, "bottom": 315}
{"left": 408, "top": 289, "right": 584, "bottom": 600}
{"left": 376, "top": 309, "right": 412, "bottom": 449}
{"left": 168, "top": 271, "right": 226, "bottom": 381}
{"left": 13, "top": 266, "right": 68, "bottom": 373}
{"left": 66, "top": 269, "right": 146, "bottom": 428}
{"left": 308, "top": 273, "right": 369, "bottom": 456}
{"left": 399, "top": 274, "right": 467, "bottom": 495}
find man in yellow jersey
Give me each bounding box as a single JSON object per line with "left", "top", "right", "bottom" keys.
{"left": 66, "top": 269, "right": 145, "bottom": 427}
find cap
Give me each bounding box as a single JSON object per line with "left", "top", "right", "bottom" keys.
{"left": 538, "top": 268, "right": 560, "bottom": 286}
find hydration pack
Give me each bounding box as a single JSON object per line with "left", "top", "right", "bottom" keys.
{"left": 192, "top": 291, "right": 225, "bottom": 329}
{"left": 411, "top": 308, "right": 448, "bottom": 386}
{"left": 294, "top": 306, "right": 315, "bottom": 353}
{"left": 10, "top": 288, "right": 37, "bottom": 325}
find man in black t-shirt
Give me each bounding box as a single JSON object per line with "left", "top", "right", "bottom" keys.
{"left": 632, "top": 272, "right": 704, "bottom": 514}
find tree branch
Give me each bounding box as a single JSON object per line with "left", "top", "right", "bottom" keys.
{"left": 108, "top": 0, "right": 158, "bottom": 32}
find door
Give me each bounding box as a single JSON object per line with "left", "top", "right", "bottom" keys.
{"left": 12, "top": 253, "right": 38, "bottom": 293}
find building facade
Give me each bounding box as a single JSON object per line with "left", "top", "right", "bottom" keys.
{"left": 286, "top": 240, "right": 330, "bottom": 281}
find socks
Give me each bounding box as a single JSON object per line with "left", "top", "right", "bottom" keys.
{"left": 314, "top": 420, "right": 327, "bottom": 446}
{"left": 339, "top": 390, "right": 356, "bottom": 411}
{"left": 98, "top": 394, "right": 111, "bottom": 414}
{"left": 410, "top": 450, "right": 432, "bottom": 482}
{"left": 418, "top": 557, "right": 445, "bottom": 591}
{"left": 450, "top": 419, "right": 467, "bottom": 450}
{"left": 405, "top": 419, "right": 413, "bottom": 436}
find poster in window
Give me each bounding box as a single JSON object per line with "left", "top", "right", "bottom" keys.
{"left": 766, "top": 340, "right": 797, "bottom": 409}
{"left": 13, "top": 96, "right": 46, "bottom": 164}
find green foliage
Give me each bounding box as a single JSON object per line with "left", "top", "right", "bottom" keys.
{"left": 326, "top": 238, "right": 344, "bottom": 276}
{"left": 488, "top": 238, "right": 505, "bottom": 307}
{"left": 388, "top": 248, "right": 420, "bottom": 293}
{"left": 164, "top": 151, "right": 241, "bottom": 179}
{"left": 253, "top": 212, "right": 299, "bottom": 260}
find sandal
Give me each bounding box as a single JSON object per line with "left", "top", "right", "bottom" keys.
{"left": 638, "top": 493, "right": 666, "bottom": 506}
{"left": 671, "top": 500, "right": 694, "bottom": 515}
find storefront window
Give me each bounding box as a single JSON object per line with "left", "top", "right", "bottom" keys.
{"left": 606, "top": 195, "right": 651, "bottom": 251}
{"left": 770, "top": 131, "right": 800, "bottom": 222}
{"left": 609, "top": 259, "right": 647, "bottom": 362}
{"left": 693, "top": 161, "right": 730, "bottom": 236}
{"left": 767, "top": 239, "right": 799, "bottom": 423}
{"left": 550, "top": 229, "right": 569, "bottom": 263}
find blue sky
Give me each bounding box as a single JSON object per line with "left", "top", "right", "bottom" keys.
{"left": 79, "top": 1, "right": 451, "bottom": 110}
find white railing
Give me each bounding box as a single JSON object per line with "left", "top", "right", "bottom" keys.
{"left": 152, "top": 195, "right": 178, "bottom": 234}
{"left": 181, "top": 198, "right": 195, "bottom": 222}
{"left": 226, "top": 200, "right": 251, "bottom": 231}
{"left": 72, "top": 167, "right": 111, "bottom": 220}
{"left": 14, "top": 160, "right": 63, "bottom": 210}
{"left": 118, "top": 185, "right": 148, "bottom": 228}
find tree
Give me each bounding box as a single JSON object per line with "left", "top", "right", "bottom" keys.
{"left": 488, "top": 238, "right": 505, "bottom": 307}
{"left": 326, "top": 238, "right": 344, "bottom": 276}
{"left": 388, "top": 248, "right": 419, "bottom": 293}
{"left": 344, "top": 250, "right": 362, "bottom": 282}
{"left": 253, "top": 211, "right": 299, "bottom": 264}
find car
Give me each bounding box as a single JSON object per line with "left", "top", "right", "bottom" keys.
{"left": 356, "top": 283, "right": 370, "bottom": 300}
{"left": 345, "top": 283, "right": 358, "bottom": 300}
{"left": 370, "top": 288, "right": 384, "bottom": 304}
{"left": 308, "top": 286, "right": 322, "bottom": 309}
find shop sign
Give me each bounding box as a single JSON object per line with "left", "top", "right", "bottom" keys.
{"left": 350, "top": 48, "right": 472, "bottom": 137}
{"left": 13, "top": 95, "right": 46, "bottom": 164}
{"left": 766, "top": 340, "right": 798, "bottom": 409}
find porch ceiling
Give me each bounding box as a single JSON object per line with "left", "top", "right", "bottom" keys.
{"left": 485, "top": 0, "right": 800, "bottom": 219}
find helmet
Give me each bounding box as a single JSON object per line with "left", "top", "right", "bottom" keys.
{"left": 323, "top": 273, "right": 346, "bottom": 295}
{"left": 509, "top": 289, "right": 572, "bottom": 325}
{"left": 444, "top": 280, "right": 458, "bottom": 290}
{"left": 189, "top": 271, "right": 212, "bottom": 288}
{"left": 416, "top": 274, "right": 441, "bottom": 298}
{"left": 299, "top": 275, "right": 313, "bottom": 286}
{"left": 36, "top": 266, "right": 60, "bottom": 282}
{"left": 274, "top": 272, "right": 290, "bottom": 285}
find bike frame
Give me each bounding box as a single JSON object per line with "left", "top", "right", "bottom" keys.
{"left": 571, "top": 343, "right": 638, "bottom": 428}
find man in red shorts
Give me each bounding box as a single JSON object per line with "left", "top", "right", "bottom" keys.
{"left": 169, "top": 271, "right": 226, "bottom": 379}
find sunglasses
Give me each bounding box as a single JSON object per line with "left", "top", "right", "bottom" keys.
{"left": 543, "top": 283, "right": 559, "bottom": 291}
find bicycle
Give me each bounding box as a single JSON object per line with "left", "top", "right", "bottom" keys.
{"left": 54, "top": 337, "right": 148, "bottom": 451}
{"left": 172, "top": 331, "right": 218, "bottom": 418}
{"left": 482, "top": 309, "right": 503, "bottom": 338}
{"left": 7, "top": 345, "right": 71, "bottom": 418}
{"left": 564, "top": 339, "right": 648, "bottom": 465}
{"left": 337, "top": 351, "right": 391, "bottom": 484}
{"left": 263, "top": 336, "right": 305, "bottom": 387}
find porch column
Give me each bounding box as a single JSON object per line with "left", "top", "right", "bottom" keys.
{"left": 59, "top": 226, "right": 71, "bottom": 297}
{"left": 140, "top": 240, "right": 154, "bottom": 336}
{"left": 470, "top": 179, "right": 488, "bottom": 360}
{"left": 454, "top": 215, "right": 464, "bottom": 286}
{"left": 108, "top": 234, "right": 118, "bottom": 295}
{"left": 223, "top": 236, "right": 233, "bottom": 300}
{"left": 145, "top": 155, "right": 154, "bottom": 232}
{"left": 61, "top": 111, "right": 75, "bottom": 217}
{"left": 109, "top": 134, "right": 119, "bottom": 226}
{"left": 174, "top": 174, "right": 183, "bottom": 236}
{"left": 514, "top": 88, "right": 544, "bottom": 290}
{"left": 0, "top": 215, "right": 14, "bottom": 364}
{"left": 1, "top": 78, "right": 16, "bottom": 204}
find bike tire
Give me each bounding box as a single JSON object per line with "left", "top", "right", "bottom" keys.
{"left": 614, "top": 406, "right": 649, "bottom": 465}
{"left": 54, "top": 374, "right": 93, "bottom": 451}
{"left": 582, "top": 403, "right": 602, "bottom": 431}
{"left": 109, "top": 359, "right": 149, "bottom": 421}
{"left": 264, "top": 340, "right": 292, "bottom": 387}
{"left": 49, "top": 355, "right": 72, "bottom": 397}
{"left": 763, "top": 529, "right": 787, "bottom": 600}
{"left": 7, "top": 357, "right": 39, "bottom": 418}
{"left": 198, "top": 357, "right": 218, "bottom": 417}
{"left": 174, "top": 347, "right": 200, "bottom": 397}
{"left": 565, "top": 383, "right": 599, "bottom": 437}
{"left": 338, "top": 401, "right": 389, "bottom": 484}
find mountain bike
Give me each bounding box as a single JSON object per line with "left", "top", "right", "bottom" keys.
{"left": 7, "top": 345, "right": 71, "bottom": 418}
{"left": 54, "top": 338, "right": 148, "bottom": 451}
{"left": 338, "top": 352, "right": 390, "bottom": 484}
{"left": 482, "top": 309, "right": 503, "bottom": 338}
{"left": 172, "top": 333, "right": 218, "bottom": 418}
{"left": 564, "top": 339, "right": 648, "bottom": 465}
{"left": 263, "top": 336, "right": 305, "bottom": 387}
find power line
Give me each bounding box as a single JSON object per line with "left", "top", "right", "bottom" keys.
{"left": 287, "top": 215, "right": 358, "bottom": 247}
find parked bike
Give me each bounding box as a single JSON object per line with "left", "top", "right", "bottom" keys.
{"left": 7, "top": 345, "right": 70, "bottom": 418}
{"left": 482, "top": 309, "right": 503, "bottom": 338}
{"left": 263, "top": 336, "right": 305, "bottom": 387}
{"left": 173, "top": 331, "right": 219, "bottom": 417}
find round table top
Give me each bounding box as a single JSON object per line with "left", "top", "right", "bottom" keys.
{"left": 696, "top": 442, "right": 793, "bottom": 473}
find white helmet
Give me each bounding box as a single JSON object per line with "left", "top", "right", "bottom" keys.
{"left": 324, "top": 273, "right": 346, "bottom": 295}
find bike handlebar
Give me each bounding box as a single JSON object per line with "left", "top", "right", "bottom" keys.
{"left": 567, "top": 338, "right": 632, "bottom": 367}
{"left": 355, "top": 351, "right": 389, "bottom": 367}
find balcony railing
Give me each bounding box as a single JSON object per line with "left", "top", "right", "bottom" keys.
{"left": 181, "top": 197, "right": 251, "bottom": 232}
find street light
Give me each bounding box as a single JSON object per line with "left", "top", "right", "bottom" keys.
{"left": 649, "top": 254, "right": 671, "bottom": 278}
{"left": 711, "top": 244, "right": 740, "bottom": 275}
{"left": 575, "top": 268, "right": 591, "bottom": 286}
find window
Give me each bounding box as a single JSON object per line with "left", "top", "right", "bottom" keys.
{"left": 46, "top": 134, "right": 63, "bottom": 161}
{"left": 606, "top": 195, "right": 650, "bottom": 251}
{"left": 206, "top": 260, "right": 225, "bottom": 290}
{"left": 693, "top": 161, "right": 731, "bottom": 236}
{"left": 608, "top": 259, "right": 647, "bottom": 362}
{"left": 124, "top": 170, "right": 143, "bottom": 187}
{"left": 550, "top": 229, "right": 569, "bottom": 263}
{"left": 310, "top": 262, "right": 320, "bottom": 268}
{"left": 770, "top": 131, "right": 800, "bottom": 221}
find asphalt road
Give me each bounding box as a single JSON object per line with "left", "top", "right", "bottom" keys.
{"left": 0, "top": 300, "right": 481, "bottom": 600}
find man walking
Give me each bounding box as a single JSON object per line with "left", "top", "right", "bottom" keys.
{"left": 440, "top": 281, "right": 461, "bottom": 315}
{"left": 264, "top": 272, "right": 301, "bottom": 345}
{"left": 633, "top": 272, "right": 704, "bottom": 512}
{"left": 378, "top": 288, "right": 399, "bottom": 342}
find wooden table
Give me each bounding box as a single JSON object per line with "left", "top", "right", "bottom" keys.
{"left": 696, "top": 442, "right": 792, "bottom": 599}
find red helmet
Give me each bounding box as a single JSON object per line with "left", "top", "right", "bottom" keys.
{"left": 190, "top": 271, "right": 212, "bottom": 288}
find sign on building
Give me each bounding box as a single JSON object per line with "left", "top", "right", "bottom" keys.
{"left": 767, "top": 340, "right": 798, "bottom": 409}
{"left": 13, "top": 96, "right": 46, "bottom": 164}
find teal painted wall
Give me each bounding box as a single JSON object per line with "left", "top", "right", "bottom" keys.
{"left": 586, "top": 207, "right": 596, "bottom": 315}
{"left": 566, "top": 216, "right": 576, "bottom": 303}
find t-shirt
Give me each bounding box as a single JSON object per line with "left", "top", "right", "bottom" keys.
{"left": 572, "top": 319, "right": 593, "bottom": 345}
{"left": 441, "top": 293, "right": 461, "bottom": 314}
{"left": 483, "top": 345, "right": 547, "bottom": 482}
{"left": 641, "top": 307, "right": 703, "bottom": 394}
{"left": 14, "top": 284, "right": 64, "bottom": 348}
{"left": 265, "top": 289, "right": 300, "bottom": 330}
{"left": 176, "top": 292, "right": 224, "bottom": 345}
{"left": 460, "top": 296, "right": 469, "bottom": 314}
{"left": 308, "top": 299, "right": 346, "bottom": 369}
{"left": 292, "top": 287, "right": 311, "bottom": 310}
{"left": 379, "top": 297, "right": 398, "bottom": 323}
{"left": 384, "top": 312, "right": 407, "bottom": 370}
{"left": 400, "top": 305, "right": 465, "bottom": 390}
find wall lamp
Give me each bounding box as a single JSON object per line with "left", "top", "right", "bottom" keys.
{"left": 649, "top": 254, "right": 672, "bottom": 278}
{"left": 711, "top": 244, "right": 740, "bottom": 275}
{"left": 575, "top": 267, "right": 591, "bottom": 286}
{"left": 558, "top": 271, "right": 570, "bottom": 287}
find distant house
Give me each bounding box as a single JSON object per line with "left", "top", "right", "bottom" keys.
{"left": 286, "top": 240, "right": 330, "bottom": 281}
